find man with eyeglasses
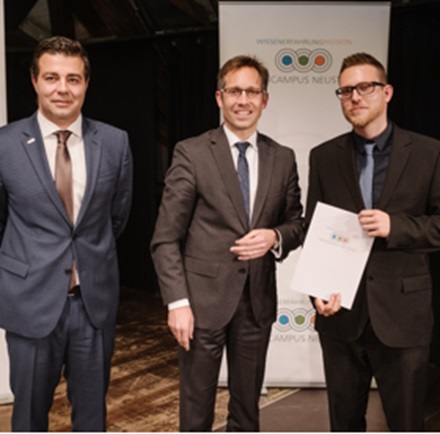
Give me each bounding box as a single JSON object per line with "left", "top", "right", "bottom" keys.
{"left": 151, "top": 55, "right": 304, "bottom": 431}
{"left": 306, "top": 52, "right": 440, "bottom": 431}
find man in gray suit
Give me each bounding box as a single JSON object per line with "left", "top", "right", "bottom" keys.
{"left": 306, "top": 52, "right": 440, "bottom": 431}
{"left": 0, "top": 36, "right": 133, "bottom": 431}
{"left": 151, "top": 55, "right": 304, "bottom": 431}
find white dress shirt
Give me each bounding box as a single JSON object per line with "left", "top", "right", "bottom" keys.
{"left": 37, "top": 112, "right": 87, "bottom": 286}
{"left": 37, "top": 112, "right": 87, "bottom": 223}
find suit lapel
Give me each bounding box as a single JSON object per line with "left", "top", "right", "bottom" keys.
{"left": 337, "top": 135, "right": 365, "bottom": 210}
{"left": 251, "top": 135, "right": 275, "bottom": 227}
{"left": 21, "top": 114, "right": 72, "bottom": 225}
{"left": 377, "top": 127, "right": 412, "bottom": 209}
{"left": 75, "top": 118, "right": 101, "bottom": 227}
{"left": 210, "top": 128, "right": 248, "bottom": 228}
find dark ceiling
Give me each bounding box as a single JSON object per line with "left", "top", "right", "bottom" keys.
{"left": 4, "top": 0, "right": 218, "bottom": 50}
{"left": 4, "top": 0, "right": 440, "bottom": 51}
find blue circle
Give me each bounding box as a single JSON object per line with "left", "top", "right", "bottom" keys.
{"left": 281, "top": 55, "right": 293, "bottom": 66}
{"left": 278, "top": 314, "right": 290, "bottom": 325}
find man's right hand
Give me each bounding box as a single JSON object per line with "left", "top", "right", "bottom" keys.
{"left": 168, "top": 306, "right": 194, "bottom": 351}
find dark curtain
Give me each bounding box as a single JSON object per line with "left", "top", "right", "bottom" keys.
{"left": 388, "top": 3, "right": 440, "bottom": 365}
{"left": 83, "top": 40, "right": 157, "bottom": 292}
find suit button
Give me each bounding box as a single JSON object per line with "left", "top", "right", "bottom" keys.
{"left": 72, "top": 233, "right": 77, "bottom": 240}
{"left": 65, "top": 269, "right": 72, "bottom": 275}
{"left": 238, "top": 268, "right": 246, "bottom": 274}
{"left": 367, "top": 275, "right": 374, "bottom": 281}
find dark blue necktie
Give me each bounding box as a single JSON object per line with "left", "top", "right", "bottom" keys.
{"left": 359, "top": 141, "right": 375, "bottom": 209}
{"left": 236, "top": 142, "right": 250, "bottom": 221}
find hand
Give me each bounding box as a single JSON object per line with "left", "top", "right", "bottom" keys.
{"left": 230, "top": 229, "right": 277, "bottom": 261}
{"left": 314, "top": 293, "right": 342, "bottom": 317}
{"left": 358, "top": 209, "right": 390, "bottom": 238}
{"left": 168, "top": 306, "right": 194, "bottom": 351}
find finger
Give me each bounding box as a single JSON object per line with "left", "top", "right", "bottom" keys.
{"left": 314, "top": 298, "right": 326, "bottom": 315}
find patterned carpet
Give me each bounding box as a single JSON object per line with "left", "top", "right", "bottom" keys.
{"left": 0, "top": 288, "right": 289, "bottom": 432}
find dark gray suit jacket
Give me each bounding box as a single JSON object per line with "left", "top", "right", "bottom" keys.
{"left": 306, "top": 125, "right": 440, "bottom": 348}
{"left": 151, "top": 126, "right": 304, "bottom": 330}
{"left": 0, "top": 113, "right": 133, "bottom": 338}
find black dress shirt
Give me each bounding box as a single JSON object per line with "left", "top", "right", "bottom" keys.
{"left": 353, "top": 122, "right": 393, "bottom": 207}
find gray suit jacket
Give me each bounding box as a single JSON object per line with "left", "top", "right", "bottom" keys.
{"left": 306, "top": 124, "right": 440, "bottom": 348}
{"left": 0, "top": 113, "right": 133, "bottom": 338}
{"left": 151, "top": 127, "right": 304, "bottom": 329}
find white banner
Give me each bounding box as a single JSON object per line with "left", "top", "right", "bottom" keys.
{"left": 219, "top": 1, "right": 390, "bottom": 386}
{"left": 0, "top": 0, "right": 12, "bottom": 404}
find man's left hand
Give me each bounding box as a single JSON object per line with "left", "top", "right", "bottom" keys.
{"left": 358, "top": 209, "right": 390, "bottom": 238}
{"left": 230, "top": 229, "right": 277, "bottom": 261}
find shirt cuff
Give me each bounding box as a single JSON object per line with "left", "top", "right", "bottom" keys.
{"left": 168, "top": 298, "right": 190, "bottom": 311}
{"left": 271, "top": 229, "right": 283, "bottom": 259}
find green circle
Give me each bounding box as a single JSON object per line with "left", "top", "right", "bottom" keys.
{"left": 295, "top": 315, "right": 305, "bottom": 325}
{"left": 298, "top": 55, "right": 309, "bottom": 66}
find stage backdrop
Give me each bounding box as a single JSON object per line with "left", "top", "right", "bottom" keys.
{"left": 219, "top": 1, "right": 390, "bottom": 386}
{"left": 0, "top": 0, "right": 13, "bottom": 404}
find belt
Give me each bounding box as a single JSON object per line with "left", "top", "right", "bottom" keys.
{"left": 68, "top": 285, "right": 81, "bottom": 297}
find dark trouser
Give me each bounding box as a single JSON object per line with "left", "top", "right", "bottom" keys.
{"left": 179, "top": 285, "right": 272, "bottom": 432}
{"left": 6, "top": 293, "right": 115, "bottom": 432}
{"left": 319, "top": 322, "right": 429, "bottom": 432}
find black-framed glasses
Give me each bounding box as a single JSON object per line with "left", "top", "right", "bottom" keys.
{"left": 335, "top": 81, "right": 386, "bottom": 100}
{"left": 220, "top": 87, "right": 265, "bottom": 99}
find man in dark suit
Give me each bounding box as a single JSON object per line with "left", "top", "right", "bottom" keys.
{"left": 0, "top": 36, "right": 133, "bottom": 431}
{"left": 151, "top": 55, "right": 304, "bottom": 431}
{"left": 306, "top": 52, "right": 440, "bottom": 431}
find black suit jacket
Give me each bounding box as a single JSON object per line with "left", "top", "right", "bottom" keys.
{"left": 306, "top": 125, "right": 440, "bottom": 348}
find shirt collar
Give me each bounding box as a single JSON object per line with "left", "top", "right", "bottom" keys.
{"left": 352, "top": 121, "right": 393, "bottom": 153}
{"left": 222, "top": 124, "right": 257, "bottom": 150}
{"left": 37, "top": 111, "right": 83, "bottom": 140}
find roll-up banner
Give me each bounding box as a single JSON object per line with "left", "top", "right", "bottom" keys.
{"left": 0, "top": 0, "right": 12, "bottom": 404}
{"left": 219, "top": 1, "right": 390, "bottom": 386}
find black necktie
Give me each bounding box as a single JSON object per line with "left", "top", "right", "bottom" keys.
{"left": 236, "top": 142, "right": 250, "bottom": 221}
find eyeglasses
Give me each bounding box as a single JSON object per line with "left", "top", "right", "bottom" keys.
{"left": 220, "top": 87, "right": 265, "bottom": 99}
{"left": 335, "top": 81, "right": 386, "bottom": 100}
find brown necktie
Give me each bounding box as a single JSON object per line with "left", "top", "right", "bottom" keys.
{"left": 55, "top": 130, "right": 74, "bottom": 222}
{"left": 54, "top": 130, "right": 78, "bottom": 289}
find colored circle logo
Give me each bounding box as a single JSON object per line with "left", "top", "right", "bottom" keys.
{"left": 275, "top": 48, "right": 332, "bottom": 73}
{"left": 275, "top": 307, "right": 316, "bottom": 332}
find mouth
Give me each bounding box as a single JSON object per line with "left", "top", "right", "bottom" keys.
{"left": 52, "top": 100, "right": 72, "bottom": 107}
{"left": 350, "top": 106, "right": 367, "bottom": 115}
{"left": 234, "top": 110, "right": 252, "bottom": 117}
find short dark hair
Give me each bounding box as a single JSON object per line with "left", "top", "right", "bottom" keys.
{"left": 217, "top": 55, "right": 269, "bottom": 92}
{"left": 339, "top": 52, "right": 387, "bottom": 83}
{"left": 30, "top": 36, "right": 91, "bottom": 81}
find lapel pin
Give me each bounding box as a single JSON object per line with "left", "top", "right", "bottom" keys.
{"left": 27, "top": 138, "right": 36, "bottom": 144}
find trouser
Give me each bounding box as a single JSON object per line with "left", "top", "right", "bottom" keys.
{"left": 319, "top": 322, "right": 429, "bottom": 432}
{"left": 179, "top": 285, "right": 272, "bottom": 432}
{"left": 7, "top": 293, "right": 115, "bottom": 432}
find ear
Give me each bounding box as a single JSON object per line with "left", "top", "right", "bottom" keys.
{"left": 215, "top": 90, "right": 223, "bottom": 109}
{"left": 31, "top": 75, "right": 38, "bottom": 92}
{"left": 262, "top": 91, "right": 269, "bottom": 108}
{"left": 384, "top": 84, "right": 393, "bottom": 103}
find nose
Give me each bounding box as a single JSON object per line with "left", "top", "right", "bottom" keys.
{"left": 237, "top": 89, "right": 249, "bottom": 103}
{"left": 350, "top": 88, "right": 362, "bottom": 101}
{"left": 57, "top": 79, "right": 68, "bottom": 93}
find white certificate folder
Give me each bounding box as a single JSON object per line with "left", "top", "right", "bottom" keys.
{"left": 291, "top": 202, "right": 374, "bottom": 309}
